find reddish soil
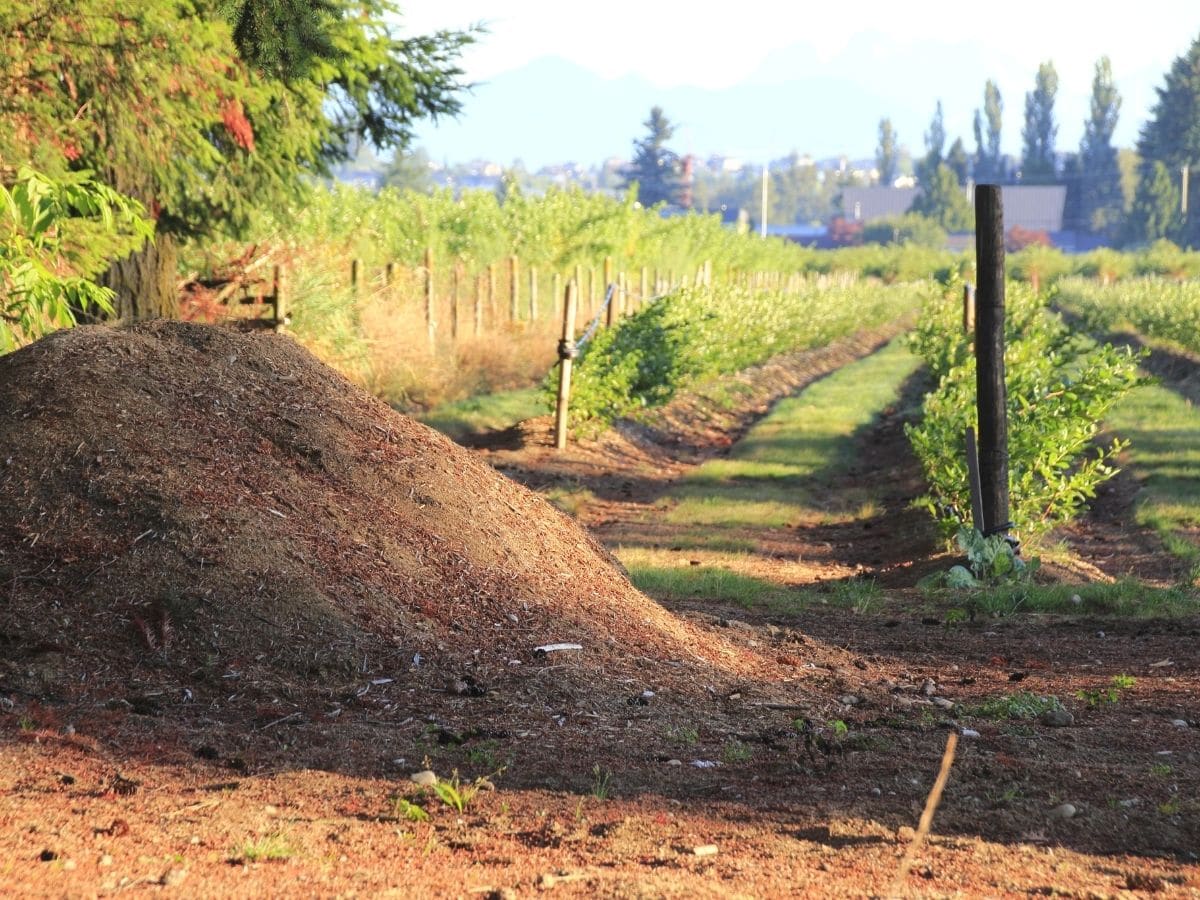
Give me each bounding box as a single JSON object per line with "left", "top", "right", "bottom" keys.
{"left": 1, "top": 321, "right": 1198, "bottom": 897}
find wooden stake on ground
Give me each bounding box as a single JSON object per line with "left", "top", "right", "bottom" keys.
{"left": 553, "top": 280, "right": 579, "bottom": 451}
{"left": 889, "top": 732, "right": 959, "bottom": 897}
{"left": 975, "top": 185, "right": 1010, "bottom": 537}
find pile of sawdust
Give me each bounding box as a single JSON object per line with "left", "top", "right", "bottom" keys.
{"left": 0, "top": 322, "right": 784, "bottom": 718}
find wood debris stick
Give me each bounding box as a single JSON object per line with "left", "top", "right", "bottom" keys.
{"left": 888, "top": 731, "right": 958, "bottom": 898}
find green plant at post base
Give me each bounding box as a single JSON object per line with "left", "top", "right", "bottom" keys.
{"left": 920, "top": 527, "right": 1040, "bottom": 590}
{"left": 906, "top": 278, "right": 1144, "bottom": 543}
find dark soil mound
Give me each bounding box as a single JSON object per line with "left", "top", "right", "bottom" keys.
{"left": 0, "top": 322, "right": 779, "bottom": 716}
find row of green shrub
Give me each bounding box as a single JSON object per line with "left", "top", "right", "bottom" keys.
{"left": 1054, "top": 276, "right": 1200, "bottom": 354}
{"left": 905, "top": 280, "right": 1144, "bottom": 542}
{"left": 552, "top": 280, "right": 924, "bottom": 435}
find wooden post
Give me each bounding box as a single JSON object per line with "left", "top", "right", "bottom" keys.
{"left": 272, "top": 264, "right": 288, "bottom": 333}
{"left": 604, "top": 280, "right": 616, "bottom": 328}
{"left": 553, "top": 280, "right": 579, "bottom": 451}
{"left": 474, "top": 273, "right": 483, "bottom": 336}
{"left": 487, "top": 263, "right": 497, "bottom": 326}
{"left": 974, "top": 185, "right": 1010, "bottom": 538}
{"left": 385, "top": 261, "right": 398, "bottom": 291}
{"left": 351, "top": 258, "right": 362, "bottom": 294}
{"left": 603, "top": 256, "right": 613, "bottom": 295}
{"left": 552, "top": 272, "right": 562, "bottom": 324}
{"left": 509, "top": 255, "right": 520, "bottom": 322}
{"left": 640, "top": 266, "right": 648, "bottom": 305}
{"left": 529, "top": 265, "right": 538, "bottom": 322}
{"left": 619, "top": 272, "right": 628, "bottom": 317}
{"left": 450, "top": 263, "right": 461, "bottom": 342}
{"left": 588, "top": 267, "right": 597, "bottom": 315}
{"left": 963, "top": 282, "right": 976, "bottom": 333}
{"left": 424, "top": 248, "right": 435, "bottom": 347}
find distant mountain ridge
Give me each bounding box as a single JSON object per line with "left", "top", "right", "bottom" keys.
{"left": 413, "top": 40, "right": 1160, "bottom": 169}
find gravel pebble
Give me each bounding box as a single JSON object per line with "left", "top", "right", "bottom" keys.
{"left": 1040, "top": 708, "right": 1074, "bottom": 728}
{"left": 1049, "top": 803, "right": 1077, "bottom": 820}
{"left": 410, "top": 770, "right": 438, "bottom": 787}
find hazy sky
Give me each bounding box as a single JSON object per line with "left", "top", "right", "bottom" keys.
{"left": 398, "top": 2, "right": 1200, "bottom": 163}
{"left": 402, "top": 3, "right": 1191, "bottom": 90}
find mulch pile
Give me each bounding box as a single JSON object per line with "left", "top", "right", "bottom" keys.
{"left": 0, "top": 322, "right": 835, "bottom": 743}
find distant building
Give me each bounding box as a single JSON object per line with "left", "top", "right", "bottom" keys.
{"left": 838, "top": 184, "right": 1069, "bottom": 234}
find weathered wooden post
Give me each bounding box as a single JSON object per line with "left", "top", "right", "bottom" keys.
{"left": 603, "top": 256, "right": 613, "bottom": 298}
{"left": 272, "top": 264, "right": 288, "bottom": 333}
{"left": 350, "top": 258, "right": 362, "bottom": 294}
{"left": 509, "top": 255, "right": 520, "bottom": 322}
{"left": 385, "top": 261, "right": 398, "bottom": 292}
{"left": 553, "top": 280, "right": 579, "bottom": 451}
{"left": 529, "top": 265, "right": 538, "bottom": 322}
{"left": 605, "top": 280, "right": 616, "bottom": 328}
{"left": 975, "top": 185, "right": 1010, "bottom": 538}
{"left": 474, "top": 273, "right": 484, "bottom": 336}
{"left": 424, "top": 248, "right": 435, "bottom": 347}
{"left": 963, "top": 282, "right": 976, "bottom": 334}
{"left": 450, "top": 262, "right": 461, "bottom": 342}
{"left": 487, "top": 263, "right": 497, "bottom": 325}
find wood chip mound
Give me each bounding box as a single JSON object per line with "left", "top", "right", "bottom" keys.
{"left": 0, "top": 322, "right": 794, "bottom": 724}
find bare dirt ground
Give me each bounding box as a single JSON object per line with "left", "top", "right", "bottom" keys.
{"left": 1, "top": 321, "right": 1197, "bottom": 898}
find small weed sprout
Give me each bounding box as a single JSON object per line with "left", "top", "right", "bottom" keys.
{"left": 1076, "top": 674, "right": 1136, "bottom": 707}
{"left": 433, "top": 772, "right": 478, "bottom": 813}
{"left": 235, "top": 831, "right": 293, "bottom": 863}
{"left": 666, "top": 726, "right": 699, "bottom": 746}
{"left": 1149, "top": 763, "right": 1173, "bottom": 777}
{"left": 829, "top": 719, "right": 849, "bottom": 738}
{"left": 391, "top": 796, "right": 430, "bottom": 823}
{"left": 721, "top": 740, "right": 752, "bottom": 764}
{"left": 590, "top": 764, "right": 612, "bottom": 800}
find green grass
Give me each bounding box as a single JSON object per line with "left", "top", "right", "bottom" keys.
{"left": 622, "top": 339, "right": 919, "bottom": 610}
{"left": 235, "top": 832, "right": 294, "bottom": 863}
{"left": 419, "top": 387, "right": 545, "bottom": 441}
{"left": 663, "top": 339, "right": 921, "bottom": 529}
{"left": 959, "top": 579, "right": 1198, "bottom": 618}
{"left": 1105, "top": 382, "right": 1200, "bottom": 582}
{"left": 623, "top": 556, "right": 795, "bottom": 608}
{"left": 967, "top": 692, "right": 1065, "bottom": 721}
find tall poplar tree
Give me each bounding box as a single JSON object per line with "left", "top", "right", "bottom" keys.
{"left": 1022, "top": 62, "right": 1059, "bottom": 182}
{"left": 973, "top": 80, "right": 1004, "bottom": 181}
{"left": 1078, "top": 56, "right": 1124, "bottom": 236}
{"left": 876, "top": 119, "right": 898, "bottom": 187}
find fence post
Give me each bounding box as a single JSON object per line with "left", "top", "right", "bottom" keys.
{"left": 450, "top": 262, "right": 460, "bottom": 342}
{"left": 529, "top": 265, "right": 538, "bottom": 321}
{"left": 605, "top": 281, "right": 616, "bottom": 328}
{"left": 351, "top": 259, "right": 362, "bottom": 294}
{"left": 553, "top": 280, "right": 579, "bottom": 451}
{"left": 486, "top": 263, "right": 497, "bottom": 326}
{"left": 474, "top": 273, "right": 484, "bottom": 336}
{"left": 618, "top": 272, "right": 628, "bottom": 317}
{"left": 640, "top": 266, "right": 648, "bottom": 304}
{"left": 509, "top": 255, "right": 520, "bottom": 322}
{"left": 588, "top": 267, "right": 597, "bottom": 315}
{"left": 424, "top": 248, "right": 436, "bottom": 347}
{"left": 963, "top": 282, "right": 976, "bottom": 334}
{"left": 272, "top": 264, "right": 288, "bottom": 333}
{"left": 603, "top": 256, "right": 613, "bottom": 296}
{"left": 975, "top": 185, "right": 1010, "bottom": 539}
